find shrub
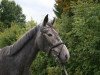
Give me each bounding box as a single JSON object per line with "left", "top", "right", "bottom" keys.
{"left": 55, "top": 1, "right": 100, "bottom": 75}
{"left": 0, "top": 20, "right": 36, "bottom": 48}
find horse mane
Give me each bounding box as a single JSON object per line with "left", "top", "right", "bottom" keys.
{"left": 9, "top": 25, "right": 40, "bottom": 56}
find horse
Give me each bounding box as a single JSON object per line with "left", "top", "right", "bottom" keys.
{"left": 0, "top": 15, "right": 70, "bottom": 75}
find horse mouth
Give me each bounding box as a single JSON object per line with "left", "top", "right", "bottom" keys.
{"left": 54, "top": 55, "right": 67, "bottom": 65}
{"left": 59, "top": 58, "right": 68, "bottom": 65}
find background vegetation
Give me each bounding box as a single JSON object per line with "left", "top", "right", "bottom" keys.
{"left": 0, "top": 0, "right": 100, "bottom": 75}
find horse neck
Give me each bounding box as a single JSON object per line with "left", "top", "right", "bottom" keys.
{"left": 10, "top": 26, "right": 40, "bottom": 66}
{"left": 10, "top": 26, "right": 39, "bottom": 55}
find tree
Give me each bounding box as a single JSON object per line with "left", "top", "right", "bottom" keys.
{"left": 54, "top": 0, "right": 100, "bottom": 18}
{"left": 0, "top": 0, "right": 26, "bottom": 28}
{"left": 55, "top": 1, "right": 100, "bottom": 74}
{"left": 54, "top": 0, "right": 78, "bottom": 18}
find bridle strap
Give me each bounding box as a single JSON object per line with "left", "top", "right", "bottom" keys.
{"left": 48, "top": 42, "right": 64, "bottom": 56}
{"left": 41, "top": 28, "right": 68, "bottom": 75}
{"left": 63, "top": 65, "right": 68, "bottom": 75}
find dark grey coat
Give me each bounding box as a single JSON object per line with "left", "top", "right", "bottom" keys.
{"left": 0, "top": 26, "right": 39, "bottom": 75}
{"left": 0, "top": 15, "right": 70, "bottom": 75}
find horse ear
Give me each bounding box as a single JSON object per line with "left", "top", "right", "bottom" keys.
{"left": 43, "top": 14, "right": 48, "bottom": 26}
{"left": 51, "top": 17, "right": 55, "bottom": 25}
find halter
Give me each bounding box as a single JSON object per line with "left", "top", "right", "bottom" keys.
{"left": 41, "top": 28, "right": 68, "bottom": 75}
{"left": 48, "top": 42, "right": 64, "bottom": 56}
{"left": 41, "top": 30, "right": 64, "bottom": 57}
{"left": 48, "top": 43, "right": 68, "bottom": 75}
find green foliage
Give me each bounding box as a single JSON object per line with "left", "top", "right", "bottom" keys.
{"left": 30, "top": 52, "right": 48, "bottom": 75}
{"left": 25, "top": 20, "right": 36, "bottom": 31}
{"left": 0, "top": 20, "right": 36, "bottom": 48}
{"left": 54, "top": 3, "right": 63, "bottom": 18}
{"left": 54, "top": 0, "right": 100, "bottom": 18}
{"left": 0, "top": 21, "right": 4, "bottom": 31}
{"left": 0, "top": 23, "right": 25, "bottom": 48}
{"left": 30, "top": 51, "right": 62, "bottom": 75}
{"left": 0, "top": 0, "right": 26, "bottom": 28}
{"left": 47, "top": 66, "right": 62, "bottom": 75}
{"left": 55, "top": 1, "right": 100, "bottom": 75}
{"left": 54, "top": 0, "right": 78, "bottom": 18}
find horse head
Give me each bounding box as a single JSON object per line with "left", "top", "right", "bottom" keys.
{"left": 36, "top": 15, "right": 70, "bottom": 64}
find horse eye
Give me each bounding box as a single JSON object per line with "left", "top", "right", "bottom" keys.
{"left": 47, "top": 33, "right": 52, "bottom": 37}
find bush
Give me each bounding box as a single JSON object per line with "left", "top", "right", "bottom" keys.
{"left": 30, "top": 52, "right": 48, "bottom": 75}
{"left": 47, "top": 66, "right": 62, "bottom": 75}
{"left": 55, "top": 1, "right": 100, "bottom": 75}
{"left": 30, "top": 51, "right": 62, "bottom": 75}
{"left": 0, "top": 23, "right": 23, "bottom": 48}
{"left": 0, "top": 20, "right": 36, "bottom": 48}
{"left": 0, "top": 22, "right": 4, "bottom": 32}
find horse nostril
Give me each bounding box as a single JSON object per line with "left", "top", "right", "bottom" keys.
{"left": 65, "top": 55, "right": 68, "bottom": 59}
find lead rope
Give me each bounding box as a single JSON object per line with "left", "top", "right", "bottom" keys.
{"left": 62, "top": 65, "right": 68, "bottom": 75}
{"left": 49, "top": 43, "right": 68, "bottom": 75}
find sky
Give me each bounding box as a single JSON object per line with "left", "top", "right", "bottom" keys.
{"left": 14, "top": 0, "right": 56, "bottom": 23}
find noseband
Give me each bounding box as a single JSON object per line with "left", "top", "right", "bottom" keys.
{"left": 48, "top": 42, "right": 64, "bottom": 56}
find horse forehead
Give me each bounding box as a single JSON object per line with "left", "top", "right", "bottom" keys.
{"left": 46, "top": 26, "right": 57, "bottom": 33}
{"left": 51, "top": 28, "right": 58, "bottom": 34}
{"left": 43, "top": 24, "right": 58, "bottom": 34}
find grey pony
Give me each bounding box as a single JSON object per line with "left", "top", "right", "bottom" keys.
{"left": 0, "top": 15, "right": 70, "bottom": 75}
